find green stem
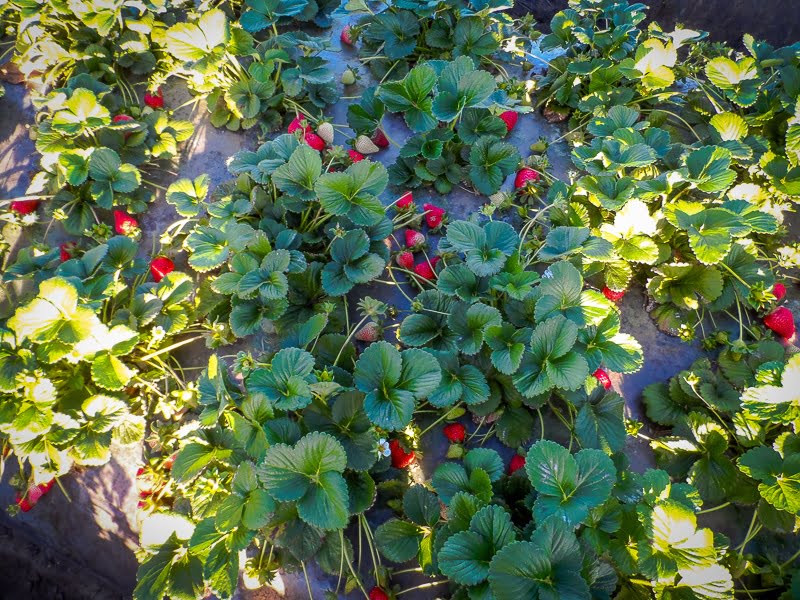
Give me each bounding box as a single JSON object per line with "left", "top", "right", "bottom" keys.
{"left": 418, "top": 403, "right": 463, "bottom": 437}
{"left": 396, "top": 580, "right": 447, "bottom": 596}
{"left": 138, "top": 336, "right": 204, "bottom": 362}
{"left": 697, "top": 501, "right": 731, "bottom": 515}
{"left": 300, "top": 562, "right": 313, "bottom": 600}
{"left": 340, "top": 530, "right": 370, "bottom": 599}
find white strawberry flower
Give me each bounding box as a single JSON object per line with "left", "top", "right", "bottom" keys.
{"left": 376, "top": 438, "right": 391, "bottom": 457}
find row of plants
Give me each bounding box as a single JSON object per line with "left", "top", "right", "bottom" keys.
{"left": 1, "top": 0, "right": 799, "bottom": 598}
{"left": 0, "top": 0, "right": 346, "bottom": 503}
{"left": 535, "top": 0, "right": 800, "bottom": 340}
{"left": 1, "top": 0, "right": 200, "bottom": 496}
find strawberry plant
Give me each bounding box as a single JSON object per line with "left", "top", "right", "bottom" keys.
{"left": 348, "top": 57, "right": 527, "bottom": 194}
{"left": 0, "top": 238, "right": 198, "bottom": 482}
{"left": 642, "top": 345, "right": 800, "bottom": 591}
{"left": 162, "top": 8, "right": 338, "bottom": 132}
{"left": 344, "top": 0, "right": 522, "bottom": 81}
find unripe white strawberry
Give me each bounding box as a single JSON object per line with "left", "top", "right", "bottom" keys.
{"left": 317, "top": 122, "right": 334, "bottom": 145}
{"left": 354, "top": 135, "right": 380, "bottom": 155}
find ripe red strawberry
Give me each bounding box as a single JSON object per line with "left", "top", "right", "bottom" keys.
{"left": 499, "top": 110, "right": 518, "bottom": 133}
{"left": 389, "top": 439, "right": 415, "bottom": 468}
{"left": 422, "top": 203, "right": 445, "bottom": 229}
{"left": 396, "top": 191, "right": 413, "bottom": 209}
{"left": 144, "top": 88, "right": 164, "bottom": 109}
{"left": 341, "top": 25, "right": 354, "bottom": 46}
{"left": 26, "top": 485, "right": 46, "bottom": 505}
{"left": 515, "top": 167, "right": 540, "bottom": 189}
{"left": 371, "top": 128, "right": 389, "bottom": 148}
{"left": 773, "top": 282, "right": 787, "bottom": 300}
{"left": 112, "top": 114, "right": 135, "bottom": 139}
{"left": 443, "top": 423, "right": 466, "bottom": 443}
{"left": 60, "top": 242, "right": 76, "bottom": 262}
{"left": 348, "top": 149, "right": 365, "bottom": 163}
{"left": 10, "top": 200, "right": 39, "bottom": 215}
{"left": 15, "top": 493, "right": 34, "bottom": 513}
{"left": 114, "top": 210, "right": 139, "bottom": 235}
{"left": 150, "top": 256, "right": 174, "bottom": 283}
{"left": 369, "top": 587, "right": 389, "bottom": 600}
{"left": 405, "top": 229, "right": 425, "bottom": 248}
{"left": 509, "top": 454, "right": 525, "bottom": 474}
{"left": 163, "top": 453, "right": 177, "bottom": 470}
{"left": 396, "top": 251, "right": 414, "bottom": 270}
{"left": 593, "top": 368, "right": 612, "bottom": 390}
{"left": 415, "top": 262, "right": 436, "bottom": 281}
{"left": 304, "top": 131, "right": 326, "bottom": 151}
{"left": 764, "top": 307, "right": 795, "bottom": 339}
{"left": 602, "top": 286, "right": 625, "bottom": 302}
{"left": 288, "top": 116, "right": 310, "bottom": 134}
{"left": 41, "top": 479, "right": 55, "bottom": 494}
{"left": 355, "top": 322, "right": 380, "bottom": 342}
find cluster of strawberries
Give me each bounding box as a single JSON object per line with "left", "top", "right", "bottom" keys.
{"left": 58, "top": 210, "right": 175, "bottom": 282}
{"left": 440, "top": 422, "right": 528, "bottom": 475}
{"left": 8, "top": 91, "right": 164, "bottom": 218}
{"left": 393, "top": 192, "right": 446, "bottom": 282}
{"left": 288, "top": 114, "right": 392, "bottom": 162}
{"left": 15, "top": 479, "right": 55, "bottom": 513}
{"left": 135, "top": 454, "right": 175, "bottom": 509}
{"left": 496, "top": 110, "right": 545, "bottom": 193}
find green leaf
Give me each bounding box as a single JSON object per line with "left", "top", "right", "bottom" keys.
{"left": 377, "top": 64, "right": 437, "bottom": 133}
{"left": 525, "top": 440, "right": 615, "bottom": 526}
{"left": 375, "top": 519, "right": 425, "bottom": 562}
{"left": 705, "top": 56, "right": 760, "bottom": 106}
{"left": 166, "top": 176, "right": 209, "bottom": 217}
{"left": 485, "top": 323, "right": 529, "bottom": 375}
{"left": 488, "top": 518, "right": 589, "bottom": 600}
{"left": 638, "top": 500, "right": 718, "bottom": 580}
{"left": 575, "top": 391, "right": 626, "bottom": 453}
{"left": 166, "top": 9, "right": 230, "bottom": 65}
{"left": 741, "top": 354, "right": 800, "bottom": 423}
{"left": 355, "top": 342, "right": 440, "bottom": 430}
{"left": 447, "top": 303, "right": 501, "bottom": 355}
{"left": 172, "top": 443, "right": 219, "bottom": 482}
{"left": 647, "top": 264, "right": 724, "bottom": 310}
{"left": 91, "top": 353, "right": 136, "bottom": 390}
{"left": 738, "top": 447, "right": 800, "bottom": 514}
{"left": 247, "top": 347, "right": 315, "bottom": 410}
{"left": 446, "top": 220, "right": 518, "bottom": 277}
{"left": 52, "top": 88, "right": 110, "bottom": 135}
{"left": 709, "top": 112, "right": 748, "bottom": 141}
{"left": 403, "top": 485, "right": 441, "bottom": 527}
{"left": 469, "top": 137, "right": 521, "bottom": 195}
{"left": 513, "top": 315, "right": 589, "bottom": 398}
{"left": 258, "top": 432, "right": 349, "bottom": 530}
{"left": 432, "top": 57, "right": 496, "bottom": 122}
{"left": 464, "top": 448, "right": 505, "bottom": 482}
{"left": 684, "top": 146, "right": 736, "bottom": 193}
{"left": 272, "top": 145, "right": 322, "bottom": 201}
{"left": 185, "top": 226, "right": 231, "bottom": 272}
{"left": 315, "top": 160, "right": 388, "bottom": 225}
{"left": 453, "top": 16, "right": 499, "bottom": 58}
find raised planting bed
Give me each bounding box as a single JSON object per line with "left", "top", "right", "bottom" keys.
{"left": 1, "top": 0, "right": 800, "bottom": 599}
